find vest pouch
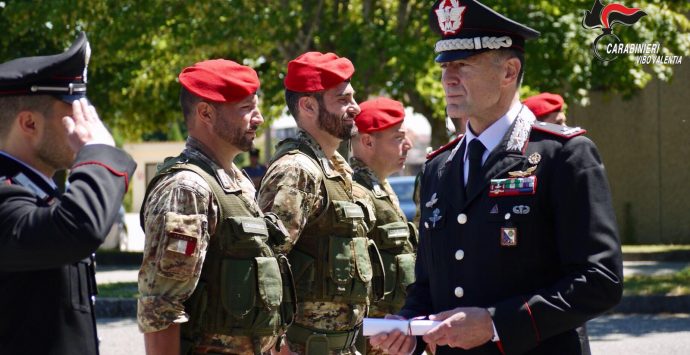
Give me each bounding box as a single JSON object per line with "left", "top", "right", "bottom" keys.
{"left": 395, "top": 253, "right": 416, "bottom": 296}
{"left": 220, "top": 259, "right": 256, "bottom": 328}
{"left": 367, "top": 239, "right": 385, "bottom": 302}
{"left": 375, "top": 221, "right": 411, "bottom": 250}
{"left": 332, "top": 200, "right": 365, "bottom": 236}
{"left": 277, "top": 254, "right": 296, "bottom": 328}
{"left": 327, "top": 236, "right": 354, "bottom": 297}
{"left": 380, "top": 252, "right": 397, "bottom": 297}
{"left": 253, "top": 257, "right": 284, "bottom": 333}
{"left": 327, "top": 236, "right": 373, "bottom": 302}
{"left": 219, "top": 257, "right": 283, "bottom": 335}
{"left": 224, "top": 217, "right": 272, "bottom": 258}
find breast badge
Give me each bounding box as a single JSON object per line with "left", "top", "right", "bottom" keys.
{"left": 528, "top": 152, "right": 541, "bottom": 165}
{"left": 429, "top": 208, "right": 443, "bottom": 228}
{"left": 500, "top": 228, "right": 518, "bottom": 247}
{"left": 490, "top": 176, "right": 537, "bottom": 197}
{"left": 425, "top": 192, "right": 439, "bottom": 208}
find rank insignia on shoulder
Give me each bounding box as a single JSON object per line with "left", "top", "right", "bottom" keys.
{"left": 500, "top": 228, "right": 518, "bottom": 247}
{"left": 532, "top": 121, "right": 587, "bottom": 139}
{"left": 490, "top": 176, "right": 537, "bottom": 197}
{"left": 528, "top": 152, "right": 541, "bottom": 165}
{"left": 507, "top": 166, "right": 536, "bottom": 178}
{"left": 426, "top": 134, "right": 463, "bottom": 161}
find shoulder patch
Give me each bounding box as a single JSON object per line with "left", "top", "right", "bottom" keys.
{"left": 426, "top": 134, "right": 464, "bottom": 160}
{"left": 531, "top": 121, "right": 587, "bottom": 138}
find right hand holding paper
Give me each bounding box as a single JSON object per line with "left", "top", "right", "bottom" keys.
{"left": 362, "top": 317, "right": 440, "bottom": 336}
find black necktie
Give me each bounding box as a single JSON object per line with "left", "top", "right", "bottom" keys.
{"left": 466, "top": 139, "right": 486, "bottom": 195}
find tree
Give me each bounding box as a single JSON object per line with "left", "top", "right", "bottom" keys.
{"left": 1, "top": 0, "right": 688, "bottom": 148}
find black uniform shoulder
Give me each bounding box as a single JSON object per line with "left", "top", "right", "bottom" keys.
{"left": 531, "top": 121, "right": 587, "bottom": 140}
{"left": 425, "top": 134, "right": 463, "bottom": 161}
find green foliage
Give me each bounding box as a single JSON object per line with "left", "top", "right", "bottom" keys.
{"left": 1, "top": 0, "right": 688, "bottom": 147}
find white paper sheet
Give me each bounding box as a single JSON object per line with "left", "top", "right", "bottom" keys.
{"left": 362, "top": 318, "right": 441, "bottom": 336}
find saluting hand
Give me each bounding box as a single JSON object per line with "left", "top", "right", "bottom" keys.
{"left": 63, "top": 98, "right": 115, "bottom": 150}
{"left": 423, "top": 307, "right": 493, "bottom": 350}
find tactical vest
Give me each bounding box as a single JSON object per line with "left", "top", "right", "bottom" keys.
{"left": 353, "top": 174, "right": 417, "bottom": 313}
{"left": 143, "top": 154, "right": 295, "bottom": 355}
{"left": 270, "top": 138, "right": 384, "bottom": 306}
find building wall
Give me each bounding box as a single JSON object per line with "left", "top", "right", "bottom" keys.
{"left": 123, "top": 141, "right": 185, "bottom": 213}
{"left": 568, "top": 60, "right": 690, "bottom": 243}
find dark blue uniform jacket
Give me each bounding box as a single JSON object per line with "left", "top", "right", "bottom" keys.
{"left": 0, "top": 145, "right": 136, "bottom": 355}
{"left": 400, "top": 110, "right": 623, "bottom": 355}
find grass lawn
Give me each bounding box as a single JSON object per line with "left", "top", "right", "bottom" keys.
{"left": 622, "top": 244, "right": 690, "bottom": 253}
{"left": 624, "top": 266, "right": 690, "bottom": 296}
{"left": 99, "top": 282, "right": 139, "bottom": 298}
{"left": 97, "top": 270, "right": 690, "bottom": 298}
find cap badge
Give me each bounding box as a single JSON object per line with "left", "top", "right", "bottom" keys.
{"left": 436, "top": 0, "right": 466, "bottom": 35}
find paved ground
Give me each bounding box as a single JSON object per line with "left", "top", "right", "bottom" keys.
{"left": 96, "top": 265, "right": 139, "bottom": 284}
{"left": 98, "top": 314, "right": 690, "bottom": 355}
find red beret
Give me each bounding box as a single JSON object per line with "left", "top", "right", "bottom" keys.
{"left": 178, "top": 59, "right": 259, "bottom": 102}
{"left": 523, "top": 93, "right": 564, "bottom": 117}
{"left": 355, "top": 97, "right": 406, "bottom": 134}
{"left": 284, "top": 52, "right": 354, "bottom": 93}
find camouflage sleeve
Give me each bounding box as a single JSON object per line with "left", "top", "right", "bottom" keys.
{"left": 137, "top": 170, "right": 216, "bottom": 333}
{"left": 257, "top": 154, "right": 323, "bottom": 254}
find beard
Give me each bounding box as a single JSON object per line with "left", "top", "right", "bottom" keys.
{"left": 215, "top": 116, "right": 256, "bottom": 152}
{"left": 317, "top": 106, "right": 357, "bottom": 140}
{"left": 36, "top": 128, "right": 75, "bottom": 172}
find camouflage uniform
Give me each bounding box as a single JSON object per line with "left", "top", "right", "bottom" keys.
{"left": 258, "top": 130, "right": 376, "bottom": 355}
{"left": 350, "top": 157, "right": 417, "bottom": 355}
{"left": 138, "top": 137, "right": 278, "bottom": 354}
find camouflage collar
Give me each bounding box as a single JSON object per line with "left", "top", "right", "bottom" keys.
{"left": 297, "top": 130, "right": 351, "bottom": 178}
{"left": 350, "top": 156, "right": 388, "bottom": 198}
{"left": 183, "top": 136, "right": 245, "bottom": 192}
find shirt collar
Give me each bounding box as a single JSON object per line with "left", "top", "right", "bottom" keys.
{"left": 462, "top": 101, "right": 523, "bottom": 162}
{"left": 0, "top": 150, "right": 57, "bottom": 189}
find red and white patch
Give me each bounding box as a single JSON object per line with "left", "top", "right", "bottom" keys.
{"left": 166, "top": 232, "right": 197, "bottom": 256}
{"left": 436, "top": 0, "right": 467, "bottom": 35}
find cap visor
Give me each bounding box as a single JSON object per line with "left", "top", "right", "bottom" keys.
{"left": 56, "top": 93, "right": 86, "bottom": 104}
{"left": 435, "top": 49, "right": 490, "bottom": 63}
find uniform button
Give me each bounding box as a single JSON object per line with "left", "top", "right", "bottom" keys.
{"left": 455, "top": 249, "right": 465, "bottom": 260}
{"left": 457, "top": 213, "right": 468, "bottom": 224}
{"left": 504, "top": 213, "right": 511, "bottom": 220}
{"left": 424, "top": 222, "right": 429, "bottom": 229}
{"left": 454, "top": 286, "right": 464, "bottom": 298}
